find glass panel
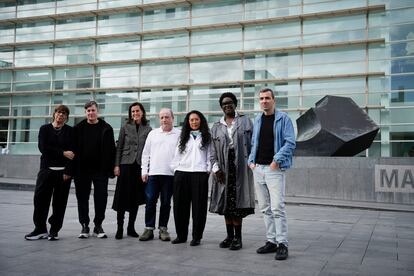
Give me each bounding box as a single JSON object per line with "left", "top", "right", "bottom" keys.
{"left": 391, "top": 57, "right": 414, "bottom": 74}
{"left": 390, "top": 23, "right": 414, "bottom": 42}
{"left": 0, "top": 48, "right": 13, "bottom": 68}
{"left": 54, "top": 42, "right": 95, "bottom": 64}
{"left": 191, "top": 28, "right": 242, "bottom": 55}
{"left": 390, "top": 91, "right": 414, "bottom": 104}
{"left": 12, "top": 94, "right": 50, "bottom": 116}
{"left": 389, "top": 107, "right": 414, "bottom": 124}
{"left": 303, "top": 78, "right": 366, "bottom": 96}
{"left": 244, "top": 22, "right": 301, "bottom": 50}
{"left": 303, "top": 46, "right": 366, "bottom": 76}
{"left": 391, "top": 74, "right": 414, "bottom": 90}
{"left": 99, "top": 0, "right": 141, "bottom": 9}
{"left": 54, "top": 67, "right": 94, "bottom": 90}
{"left": 140, "top": 88, "right": 187, "bottom": 115}
{"left": 98, "top": 12, "right": 141, "bottom": 35}
{"left": 245, "top": 0, "right": 302, "bottom": 20}
{"left": 56, "top": 17, "right": 96, "bottom": 39}
{"left": 97, "top": 38, "right": 140, "bottom": 62}
{"left": 390, "top": 41, "right": 414, "bottom": 58}
{"left": 95, "top": 91, "right": 138, "bottom": 117}
{"left": 0, "top": 0, "right": 16, "bottom": 20}
{"left": 57, "top": 0, "right": 96, "bottom": 14}
{"left": 303, "top": 0, "right": 365, "bottom": 13}
{"left": 192, "top": 0, "right": 243, "bottom": 26}
{"left": 190, "top": 58, "right": 241, "bottom": 83}
{"left": 189, "top": 86, "right": 240, "bottom": 112}
{"left": 244, "top": 53, "right": 301, "bottom": 80}
{"left": 142, "top": 33, "right": 188, "bottom": 58}
{"left": 16, "top": 20, "right": 54, "bottom": 42}
{"left": 14, "top": 70, "right": 52, "bottom": 91}
{"left": 0, "top": 71, "right": 12, "bottom": 92}
{"left": 15, "top": 45, "right": 53, "bottom": 67}
{"left": 0, "top": 96, "right": 10, "bottom": 116}
{"left": 17, "top": 0, "right": 55, "bottom": 18}
{"left": 96, "top": 65, "right": 139, "bottom": 88}
{"left": 0, "top": 24, "right": 15, "bottom": 44}
{"left": 141, "top": 62, "right": 187, "bottom": 86}
{"left": 143, "top": 7, "right": 189, "bottom": 31}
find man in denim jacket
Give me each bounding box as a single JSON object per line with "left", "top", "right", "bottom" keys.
{"left": 248, "top": 88, "right": 296, "bottom": 260}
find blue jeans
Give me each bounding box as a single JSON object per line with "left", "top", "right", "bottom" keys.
{"left": 144, "top": 175, "right": 174, "bottom": 229}
{"left": 253, "top": 165, "right": 288, "bottom": 246}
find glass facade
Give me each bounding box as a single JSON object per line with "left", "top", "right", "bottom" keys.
{"left": 0, "top": 0, "right": 413, "bottom": 156}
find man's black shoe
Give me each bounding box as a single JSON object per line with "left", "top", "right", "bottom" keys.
{"left": 190, "top": 239, "right": 201, "bottom": 246}
{"left": 256, "top": 241, "right": 278, "bottom": 254}
{"left": 171, "top": 237, "right": 186, "bottom": 244}
{"left": 229, "top": 238, "right": 242, "bottom": 250}
{"left": 275, "top": 243, "right": 288, "bottom": 260}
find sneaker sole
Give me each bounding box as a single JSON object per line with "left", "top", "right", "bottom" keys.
{"left": 78, "top": 234, "right": 89, "bottom": 239}
{"left": 25, "top": 233, "right": 48, "bottom": 240}
{"left": 139, "top": 236, "right": 154, "bottom": 241}
{"left": 94, "top": 233, "right": 107, "bottom": 238}
{"left": 48, "top": 236, "right": 59, "bottom": 241}
{"left": 159, "top": 236, "right": 171, "bottom": 241}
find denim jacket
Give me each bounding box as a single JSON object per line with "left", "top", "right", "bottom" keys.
{"left": 248, "top": 109, "right": 296, "bottom": 170}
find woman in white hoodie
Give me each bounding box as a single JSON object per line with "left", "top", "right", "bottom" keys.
{"left": 170, "top": 110, "right": 212, "bottom": 246}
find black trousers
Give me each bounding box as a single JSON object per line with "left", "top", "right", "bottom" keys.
{"left": 74, "top": 174, "right": 108, "bottom": 226}
{"left": 33, "top": 169, "right": 71, "bottom": 233}
{"left": 173, "top": 171, "right": 209, "bottom": 241}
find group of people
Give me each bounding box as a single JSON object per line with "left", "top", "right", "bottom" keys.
{"left": 25, "top": 88, "right": 296, "bottom": 261}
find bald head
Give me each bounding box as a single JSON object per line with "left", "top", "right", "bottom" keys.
{"left": 159, "top": 108, "right": 174, "bottom": 132}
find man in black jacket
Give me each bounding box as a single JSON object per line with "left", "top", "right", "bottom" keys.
{"left": 25, "top": 105, "right": 74, "bottom": 241}
{"left": 74, "top": 101, "right": 115, "bottom": 239}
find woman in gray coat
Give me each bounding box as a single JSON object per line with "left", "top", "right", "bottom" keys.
{"left": 209, "top": 92, "right": 255, "bottom": 250}
{"left": 112, "top": 102, "right": 152, "bottom": 239}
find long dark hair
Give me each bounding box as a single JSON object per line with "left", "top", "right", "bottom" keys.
{"left": 179, "top": 110, "right": 211, "bottom": 154}
{"left": 128, "top": 102, "right": 148, "bottom": 125}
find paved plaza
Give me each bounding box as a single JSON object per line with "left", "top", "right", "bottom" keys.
{"left": 1, "top": 189, "right": 414, "bottom": 275}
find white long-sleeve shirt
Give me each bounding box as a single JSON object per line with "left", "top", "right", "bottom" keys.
{"left": 141, "top": 127, "right": 180, "bottom": 176}
{"left": 171, "top": 133, "right": 211, "bottom": 173}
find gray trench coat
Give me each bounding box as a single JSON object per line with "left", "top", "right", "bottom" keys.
{"left": 209, "top": 114, "right": 255, "bottom": 214}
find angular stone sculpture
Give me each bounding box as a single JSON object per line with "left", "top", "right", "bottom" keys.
{"left": 295, "top": 95, "right": 379, "bottom": 156}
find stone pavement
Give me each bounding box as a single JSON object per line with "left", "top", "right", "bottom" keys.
{"left": 1, "top": 189, "right": 414, "bottom": 276}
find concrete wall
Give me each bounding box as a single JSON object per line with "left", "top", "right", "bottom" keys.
{"left": 287, "top": 157, "right": 414, "bottom": 204}
{"left": 1, "top": 155, "right": 413, "bottom": 204}
{"left": 0, "top": 155, "right": 39, "bottom": 179}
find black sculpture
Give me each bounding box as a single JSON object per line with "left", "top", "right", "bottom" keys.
{"left": 295, "top": 95, "right": 379, "bottom": 156}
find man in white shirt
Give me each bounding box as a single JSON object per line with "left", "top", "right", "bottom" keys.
{"left": 139, "top": 108, "right": 180, "bottom": 242}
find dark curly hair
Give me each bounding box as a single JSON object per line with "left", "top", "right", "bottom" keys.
{"left": 128, "top": 102, "right": 148, "bottom": 125}
{"left": 178, "top": 110, "right": 211, "bottom": 154}
{"left": 219, "top": 92, "right": 238, "bottom": 107}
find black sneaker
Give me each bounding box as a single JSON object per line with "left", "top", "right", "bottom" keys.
{"left": 275, "top": 243, "right": 288, "bottom": 260}
{"left": 78, "top": 224, "right": 90, "bottom": 239}
{"left": 25, "top": 229, "right": 48, "bottom": 240}
{"left": 93, "top": 225, "right": 107, "bottom": 239}
{"left": 256, "top": 241, "right": 278, "bottom": 254}
{"left": 219, "top": 237, "right": 232, "bottom": 248}
{"left": 48, "top": 232, "right": 59, "bottom": 241}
